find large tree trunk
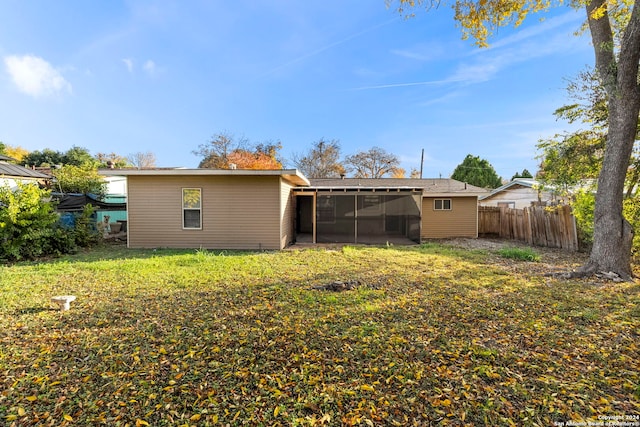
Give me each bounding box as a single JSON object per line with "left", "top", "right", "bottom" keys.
{"left": 583, "top": 97, "right": 636, "bottom": 280}
{"left": 578, "top": 0, "right": 640, "bottom": 280}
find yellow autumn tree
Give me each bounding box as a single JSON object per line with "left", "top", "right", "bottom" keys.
{"left": 0, "top": 142, "right": 29, "bottom": 162}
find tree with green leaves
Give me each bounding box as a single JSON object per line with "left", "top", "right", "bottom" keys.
{"left": 22, "top": 148, "right": 65, "bottom": 167}
{"left": 389, "top": 0, "right": 640, "bottom": 280}
{"left": 96, "top": 152, "right": 131, "bottom": 168}
{"left": 511, "top": 169, "right": 533, "bottom": 181}
{"left": 344, "top": 146, "right": 400, "bottom": 178}
{"left": 292, "top": 138, "right": 346, "bottom": 178}
{"left": 64, "top": 146, "right": 99, "bottom": 167}
{"left": 451, "top": 154, "right": 502, "bottom": 188}
{"left": 52, "top": 164, "right": 107, "bottom": 197}
{"left": 22, "top": 146, "right": 98, "bottom": 168}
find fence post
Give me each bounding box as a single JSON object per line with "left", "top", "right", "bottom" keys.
{"left": 524, "top": 206, "right": 532, "bottom": 245}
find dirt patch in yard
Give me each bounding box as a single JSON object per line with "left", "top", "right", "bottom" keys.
{"left": 438, "top": 237, "right": 590, "bottom": 278}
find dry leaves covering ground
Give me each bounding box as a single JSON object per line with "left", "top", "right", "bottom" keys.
{"left": 0, "top": 241, "right": 638, "bottom": 426}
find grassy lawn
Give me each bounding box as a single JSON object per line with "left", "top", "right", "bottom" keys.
{"left": 1, "top": 243, "right": 638, "bottom": 426}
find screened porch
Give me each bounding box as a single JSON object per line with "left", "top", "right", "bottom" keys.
{"left": 295, "top": 190, "right": 422, "bottom": 244}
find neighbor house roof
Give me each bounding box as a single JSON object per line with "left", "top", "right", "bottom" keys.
{"left": 304, "top": 178, "right": 489, "bottom": 196}
{"left": 0, "top": 160, "right": 52, "bottom": 179}
{"left": 479, "top": 178, "right": 539, "bottom": 201}
{"left": 99, "top": 168, "right": 310, "bottom": 186}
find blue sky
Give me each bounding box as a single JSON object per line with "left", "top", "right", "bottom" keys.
{"left": 0, "top": 1, "right": 593, "bottom": 180}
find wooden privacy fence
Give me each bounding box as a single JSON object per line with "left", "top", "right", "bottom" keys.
{"left": 478, "top": 205, "right": 578, "bottom": 251}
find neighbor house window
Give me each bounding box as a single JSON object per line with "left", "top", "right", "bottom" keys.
{"left": 434, "top": 199, "right": 452, "bottom": 210}
{"left": 182, "top": 188, "right": 202, "bottom": 229}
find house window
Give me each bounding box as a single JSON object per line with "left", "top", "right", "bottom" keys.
{"left": 497, "top": 201, "right": 515, "bottom": 209}
{"left": 434, "top": 199, "right": 452, "bottom": 210}
{"left": 360, "top": 195, "right": 382, "bottom": 213}
{"left": 182, "top": 188, "right": 202, "bottom": 229}
{"left": 317, "top": 196, "right": 336, "bottom": 223}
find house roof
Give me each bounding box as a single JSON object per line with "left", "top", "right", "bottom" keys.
{"left": 479, "top": 178, "right": 539, "bottom": 201}
{"left": 305, "top": 178, "right": 489, "bottom": 195}
{"left": 0, "top": 154, "right": 17, "bottom": 161}
{"left": 0, "top": 161, "right": 52, "bottom": 179}
{"left": 99, "top": 168, "right": 310, "bottom": 186}
{"left": 98, "top": 169, "right": 489, "bottom": 196}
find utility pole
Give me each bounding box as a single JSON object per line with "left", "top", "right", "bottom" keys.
{"left": 420, "top": 148, "right": 424, "bottom": 179}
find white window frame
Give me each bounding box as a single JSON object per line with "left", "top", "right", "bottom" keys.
{"left": 182, "top": 188, "right": 202, "bottom": 230}
{"left": 434, "top": 199, "right": 452, "bottom": 211}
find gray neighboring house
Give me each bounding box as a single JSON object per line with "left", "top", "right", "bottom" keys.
{"left": 0, "top": 155, "right": 52, "bottom": 190}
{"left": 478, "top": 178, "right": 559, "bottom": 209}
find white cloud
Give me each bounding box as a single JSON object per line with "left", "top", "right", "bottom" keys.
{"left": 391, "top": 49, "right": 432, "bottom": 62}
{"left": 390, "top": 42, "right": 446, "bottom": 62}
{"left": 4, "top": 54, "right": 72, "bottom": 97}
{"left": 122, "top": 58, "right": 134, "bottom": 73}
{"left": 359, "top": 10, "right": 588, "bottom": 92}
{"left": 143, "top": 60, "right": 156, "bottom": 75}
{"left": 485, "top": 11, "right": 584, "bottom": 52}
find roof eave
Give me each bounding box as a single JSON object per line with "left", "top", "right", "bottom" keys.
{"left": 99, "top": 168, "right": 310, "bottom": 186}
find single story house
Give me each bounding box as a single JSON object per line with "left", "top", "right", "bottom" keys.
{"left": 0, "top": 155, "right": 52, "bottom": 190}
{"left": 478, "top": 178, "right": 559, "bottom": 209}
{"left": 100, "top": 168, "right": 487, "bottom": 250}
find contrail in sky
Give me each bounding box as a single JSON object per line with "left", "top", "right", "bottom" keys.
{"left": 350, "top": 78, "right": 466, "bottom": 91}
{"left": 265, "top": 17, "right": 399, "bottom": 76}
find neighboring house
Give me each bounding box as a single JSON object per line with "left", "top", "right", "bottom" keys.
{"left": 0, "top": 155, "right": 51, "bottom": 190}
{"left": 98, "top": 175, "right": 128, "bottom": 223}
{"left": 101, "top": 168, "right": 487, "bottom": 249}
{"left": 478, "top": 178, "right": 559, "bottom": 209}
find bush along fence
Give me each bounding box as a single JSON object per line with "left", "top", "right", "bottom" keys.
{"left": 478, "top": 205, "right": 579, "bottom": 251}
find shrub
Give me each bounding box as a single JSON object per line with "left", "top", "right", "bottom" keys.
{"left": 0, "top": 183, "right": 59, "bottom": 261}
{"left": 73, "top": 204, "right": 102, "bottom": 247}
{"left": 571, "top": 189, "right": 595, "bottom": 248}
{"left": 571, "top": 189, "right": 640, "bottom": 257}
{"left": 0, "top": 183, "right": 102, "bottom": 262}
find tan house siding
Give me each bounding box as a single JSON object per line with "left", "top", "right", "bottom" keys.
{"left": 279, "top": 178, "right": 295, "bottom": 249}
{"left": 127, "top": 175, "right": 282, "bottom": 249}
{"left": 421, "top": 196, "right": 478, "bottom": 239}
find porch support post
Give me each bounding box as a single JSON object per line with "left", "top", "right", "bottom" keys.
{"left": 354, "top": 193, "right": 358, "bottom": 244}
{"left": 313, "top": 192, "right": 317, "bottom": 244}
